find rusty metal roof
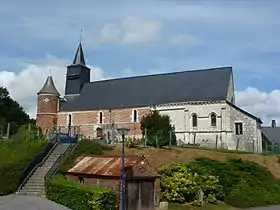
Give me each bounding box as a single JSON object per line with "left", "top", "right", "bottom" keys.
{"left": 68, "top": 154, "right": 155, "bottom": 177}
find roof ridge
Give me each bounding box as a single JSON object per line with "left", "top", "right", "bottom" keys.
{"left": 86, "top": 66, "right": 232, "bottom": 85}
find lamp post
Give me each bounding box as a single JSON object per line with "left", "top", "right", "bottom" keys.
{"left": 117, "top": 126, "right": 130, "bottom": 210}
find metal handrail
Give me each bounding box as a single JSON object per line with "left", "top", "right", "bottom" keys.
{"left": 44, "top": 143, "right": 76, "bottom": 184}
{"left": 17, "top": 134, "right": 60, "bottom": 192}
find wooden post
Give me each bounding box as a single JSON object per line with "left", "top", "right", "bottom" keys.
{"left": 169, "top": 130, "right": 172, "bottom": 147}
{"left": 236, "top": 138, "right": 240, "bottom": 151}
{"left": 215, "top": 135, "right": 218, "bottom": 148}
{"left": 144, "top": 128, "right": 147, "bottom": 147}
{"left": 7, "top": 123, "right": 10, "bottom": 139}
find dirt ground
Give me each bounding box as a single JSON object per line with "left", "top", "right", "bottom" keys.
{"left": 104, "top": 146, "right": 280, "bottom": 179}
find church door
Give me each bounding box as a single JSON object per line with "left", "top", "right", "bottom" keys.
{"left": 96, "top": 128, "right": 103, "bottom": 138}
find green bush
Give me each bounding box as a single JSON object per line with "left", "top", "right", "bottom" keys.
{"left": 159, "top": 163, "right": 223, "bottom": 206}
{"left": 58, "top": 139, "right": 111, "bottom": 175}
{"left": 140, "top": 111, "right": 176, "bottom": 148}
{"left": 46, "top": 175, "right": 117, "bottom": 210}
{"left": 0, "top": 139, "right": 47, "bottom": 195}
{"left": 187, "top": 157, "right": 280, "bottom": 208}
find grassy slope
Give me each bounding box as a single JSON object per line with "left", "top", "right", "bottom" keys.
{"left": 104, "top": 145, "right": 280, "bottom": 178}
{"left": 0, "top": 139, "right": 48, "bottom": 195}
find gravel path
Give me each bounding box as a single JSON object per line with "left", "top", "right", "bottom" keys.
{"left": 0, "top": 195, "right": 71, "bottom": 210}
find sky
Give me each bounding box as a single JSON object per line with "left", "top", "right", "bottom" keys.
{"left": 0, "top": 0, "right": 280, "bottom": 125}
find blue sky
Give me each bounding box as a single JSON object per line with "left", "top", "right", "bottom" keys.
{"left": 0, "top": 0, "right": 280, "bottom": 124}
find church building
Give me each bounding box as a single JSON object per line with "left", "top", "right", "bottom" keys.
{"left": 36, "top": 43, "right": 263, "bottom": 153}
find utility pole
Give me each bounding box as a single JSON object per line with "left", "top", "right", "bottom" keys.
{"left": 7, "top": 123, "right": 10, "bottom": 139}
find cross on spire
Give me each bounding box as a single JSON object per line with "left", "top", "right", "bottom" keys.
{"left": 80, "top": 28, "right": 84, "bottom": 43}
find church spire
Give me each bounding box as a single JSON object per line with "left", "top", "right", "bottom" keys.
{"left": 37, "top": 75, "right": 60, "bottom": 96}
{"left": 72, "top": 42, "right": 86, "bottom": 66}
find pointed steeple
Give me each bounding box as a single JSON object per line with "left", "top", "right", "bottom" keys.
{"left": 72, "top": 42, "right": 86, "bottom": 66}
{"left": 38, "top": 76, "right": 60, "bottom": 96}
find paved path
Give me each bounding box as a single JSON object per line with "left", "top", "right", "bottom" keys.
{"left": 248, "top": 206, "right": 280, "bottom": 210}
{"left": 0, "top": 195, "right": 71, "bottom": 210}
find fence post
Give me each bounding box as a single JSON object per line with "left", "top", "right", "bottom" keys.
{"left": 169, "top": 130, "right": 172, "bottom": 147}
{"left": 215, "top": 135, "right": 218, "bottom": 149}
{"left": 236, "top": 138, "right": 240, "bottom": 151}
{"left": 7, "top": 123, "right": 10, "bottom": 139}
{"left": 144, "top": 128, "right": 147, "bottom": 147}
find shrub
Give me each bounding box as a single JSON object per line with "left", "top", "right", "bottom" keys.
{"left": 58, "top": 139, "right": 111, "bottom": 175}
{"left": 0, "top": 139, "right": 47, "bottom": 195}
{"left": 158, "top": 164, "right": 223, "bottom": 205}
{"left": 187, "top": 157, "right": 280, "bottom": 208}
{"left": 46, "top": 175, "right": 117, "bottom": 210}
{"left": 140, "top": 111, "right": 176, "bottom": 148}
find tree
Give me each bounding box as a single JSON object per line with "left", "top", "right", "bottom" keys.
{"left": 140, "top": 110, "right": 176, "bottom": 147}
{"left": 0, "top": 86, "right": 31, "bottom": 135}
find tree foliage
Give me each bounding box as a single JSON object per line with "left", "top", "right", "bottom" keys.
{"left": 159, "top": 163, "right": 223, "bottom": 206}
{"left": 0, "top": 86, "right": 31, "bottom": 135}
{"left": 140, "top": 111, "right": 176, "bottom": 147}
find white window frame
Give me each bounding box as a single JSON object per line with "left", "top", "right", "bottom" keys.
{"left": 235, "top": 122, "right": 243, "bottom": 135}
{"left": 210, "top": 113, "right": 217, "bottom": 127}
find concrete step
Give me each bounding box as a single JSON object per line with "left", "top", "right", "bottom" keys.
{"left": 24, "top": 183, "right": 45, "bottom": 188}
{"left": 22, "top": 185, "right": 45, "bottom": 190}
{"left": 18, "top": 191, "right": 44, "bottom": 196}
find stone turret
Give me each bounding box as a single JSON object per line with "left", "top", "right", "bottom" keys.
{"left": 36, "top": 75, "right": 60, "bottom": 134}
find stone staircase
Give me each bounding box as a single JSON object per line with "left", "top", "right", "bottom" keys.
{"left": 17, "top": 143, "right": 71, "bottom": 196}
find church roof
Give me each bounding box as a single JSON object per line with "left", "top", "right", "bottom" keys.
{"left": 37, "top": 76, "right": 60, "bottom": 96}
{"left": 72, "top": 42, "right": 86, "bottom": 66}
{"left": 60, "top": 67, "right": 232, "bottom": 111}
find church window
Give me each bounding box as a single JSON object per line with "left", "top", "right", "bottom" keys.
{"left": 192, "top": 114, "right": 198, "bottom": 127}
{"left": 99, "top": 112, "right": 103, "bottom": 124}
{"left": 210, "top": 113, "right": 217, "bottom": 127}
{"left": 235, "top": 122, "right": 243, "bottom": 135}
{"left": 67, "top": 114, "right": 72, "bottom": 126}
{"left": 132, "top": 109, "right": 138, "bottom": 122}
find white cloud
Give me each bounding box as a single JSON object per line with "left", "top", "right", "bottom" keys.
{"left": 0, "top": 56, "right": 106, "bottom": 119}
{"left": 235, "top": 87, "right": 280, "bottom": 126}
{"left": 170, "top": 35, "right": 200, "bottom": 45}
{"left": 99, "top": 16, "right": 162, "bottom": 44}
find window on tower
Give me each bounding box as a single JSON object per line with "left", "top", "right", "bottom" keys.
{"left": 192, "top": 114, "right": 198, "bottom": 127}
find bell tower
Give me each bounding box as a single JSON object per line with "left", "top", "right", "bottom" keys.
{"left": 36, "top": 75, "right": 60, "bottom": 134}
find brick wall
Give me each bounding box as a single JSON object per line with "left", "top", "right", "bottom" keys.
{"left": 57, "top": 107, "right": 151, "bottom": 138}
{"left": 36, "top": 94, "right": 59, "bottom": 134}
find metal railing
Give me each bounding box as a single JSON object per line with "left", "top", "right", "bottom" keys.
{"left": 44, "top": 143, "right": 76, "bottom": 184}
{"left": 17, "top": 134, "right": 59, "bottom": 192}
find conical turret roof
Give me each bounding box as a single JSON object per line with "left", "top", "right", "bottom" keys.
{"left": 37, "top": 76, "right": 60, "bottom": 96}
{"left": 72, "top": 42, "right": 86, "bottom": 66}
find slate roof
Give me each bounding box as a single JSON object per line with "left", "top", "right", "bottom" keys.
{"left": 72, "top": 42, "right": 86, "bottom": 66}
{"left": 261, "top": 127, "right": 280, "bottom": 143}
{"left": 37, "top": 76, "right": 60, "bottom": 96}
{"left": 60, "top": 67, "right": 232, "bottom": 111}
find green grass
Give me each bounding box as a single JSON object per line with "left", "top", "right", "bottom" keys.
{"left": 168, "top": 202, "right": 236, "bottom": 210}
{"left": 0, "top": 139, "right": 48, "bottom": 195}
{"left": 0, "top": 139, "right": 47, "bottom": 164}
{"left": 58, "top": 139, "right": 112, "bottom": 174}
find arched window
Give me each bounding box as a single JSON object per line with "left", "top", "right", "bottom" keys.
{"left": 133, "top": 109, "right": 138, "bottom": 122}
{"left": 99, "top": 112, "right": 103, "bottom": 124}
{"left": 68, "top": 114, "right": 72, "bottom": 126}
{"left": 192, "top": 114, "right": 197, "bottom": 127}
{"left": 210, "top": 113, "right": 216, "bottom": 127}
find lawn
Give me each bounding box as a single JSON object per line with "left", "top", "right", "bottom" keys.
{"left": 0, "top": 139, "right": 48, "bottom": 195}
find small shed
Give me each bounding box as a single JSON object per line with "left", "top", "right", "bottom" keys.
{"left": 67, "top": 154, "right": 160, "bottom": 210}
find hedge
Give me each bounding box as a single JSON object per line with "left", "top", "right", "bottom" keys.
{"left": 46, "top": 175, "right": 117, "bottom": 210}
